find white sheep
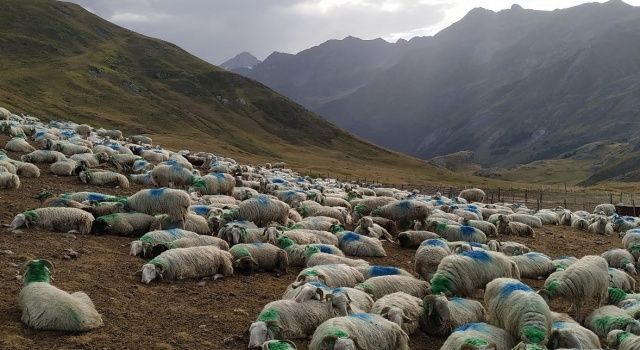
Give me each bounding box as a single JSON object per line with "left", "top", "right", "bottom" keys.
{"left": 126, "top": 188, "right": 191, "bottom": 222}
{"left": 157, "top": 213, "right": 211, "bottom": 235}
{"left": 191, "top": 173, "right": 235, "bottom": 195}
{"left": 139, "top": 245, "right": 233, "bottom": 283}
{"left": 335, "top": 231, "right": 387, "bottom": 257}
{"left": 430, "top": 250, "right": 520, "bottom": 297}
{"left": 397, "top": 230, "right": 440, "bottom": 248}
{"left": 539, "top": 255, "right": 609, "bottom": 323}
{"left": 622, "top": 229, "right": 640, "bottom": 260}
{"left": 594, "top": 203, "right": 616, "bottom": 216}
{"left": 421, "top": 295, "right": 487, "bottom": 337}
{"left": 459, "top": 188, "right": 485, "bottom": 203}
{"left": 371, "top": 199, "right": 431, "bottom": 225}
{"left": 589, "top": 216, "right": 614, "bottom": 235}
{"left": 79, "top": 171, "right": 129, "bottom": 188}
{"left": 369, "top": 292, "right": 423, "bottom": 335}
{"left": 293, "top": 216, "right": 341, "bottom": 232}
{"left": 552, "top": 256, "right": 578, "bottom": 271}
{"left": 284, "top": 283, "right": 373, "bottom": 314}
{"left": 151, "top": 163, "right": 196, "bottom": 188}
{"left": 356, "top": 275, "right": 430, "bottom": 300}
{"left": 5, "top": 137, "right": 35, "bottom": 152}
{"left": 50, "top": 159, "right": 84, "bottom": 176}
{"left": 508, "top": 252, "right": 555, "bottom": 279}
{"left": 91, "top": 212, "right": 160, "bottom": 236}
{"left": 10, "top": 160, "right": 40, "bottom": 177}
{"left": 0, "top": 172, "right": 20, "bottom": 189}
{"left": 20, "top": 260, "right": 103, "bottom": 332}
{"left": 308, "top": 313, "right": 410, "bottom": 350}
{"left": 415, "top": 239, "right": 452, "bottom": 281}
{"left": 306, "top": 251, "right": 368, "bottom": 268}
{"left": 10, "top": 207, "right": 94, "bottom": 234}
{"left": 497, "top": 215, "right": 535, "bottom": 237}
{"left": 427, "top": 221, "right": 487, "bottom": 243}
{"left": 508, "top": 213, "right": 543, "bottom": 228}
{"left": 229, "top": 243, "right": 288, "bottom": 276}
{"left": 607, "top": 330, "right": 640, "bottom": 350}
{"left": 459, "top": 218, "right": 497, "bottom": 237}
{"left": 609, "top": 268, "right": 636, "bottom": 292}
{"left": 225, "top": 195, "right": 290, "bottom": 227}
{"left": 70, "top": 153, "right": 110, "bottom": 167}
{"left": 294, "top": 264, "right": 365, "bottom": 288}
{"left": 484, "top": 278, "right": 552, "bottom": 348}
{"left": 440, "top": 323, "right": 516, "bottom": 350}
{"left": 602, "top": 248, "right": 637, "bottom": 275}
{"left": 130, "top": 229, "right": 200, "bottom": 257}
{"left": 354, "top": 217, "right": 393, "bottom": 240}
{"left": 487, "top": 240, "right": 531, "bottom": 256}
{"left": 585, "top": 305, "right": 640, "bottom": 338}
{"left": 22, "top": 150, "right": 67, "bottom": 163}
{"left": 548, "top": 313, "right": 601, "bottom": 349}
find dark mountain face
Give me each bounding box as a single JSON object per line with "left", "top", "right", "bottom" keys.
{"left": 235, "top": 0, "right": 640, "bottom": 167}
{"left": 220, "top": 52, "right": 260, "bottom": 70}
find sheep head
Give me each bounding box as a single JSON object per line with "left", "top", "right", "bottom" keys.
{"left": 141, "top": 263, "right": 162, "bottom": 284}
{"left": 130, "top": 241, "right": 143, "bottom": 256}
{"left": 380, "top": 306, "right": 413, "bottom": 328}
{"left": 233, "top": 256, "right": 259, "bottom": 276}
{"left": 23, "top": 259, "right": 55, "bottom": 285}
{"left": 326, "top": 293, "right": 352, "bottom": 316}
{"left": 10, "top": 213, "right": 27, "bottom": 230}
{"left": 460, "top": 343, "right": 498, "bottom": 350}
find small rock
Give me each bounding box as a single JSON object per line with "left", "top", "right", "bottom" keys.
{"left": 0, "top": 249, "right": 14, "bottom": 255}
{"left": 9, "top": 262, "right": 19, "bottom": 267}
{"left": 233, "top": 308, "right": 249, "bottom": 317}
{"left": 61, "top": 233, "right": 77, "bottom": 240}
{"left": 197, "top": 281, "right": 206, "bottom": 287}
{"left": 62, "top": 248, "right": 80, "bottom": 259}
{"left": 11, "top": 229, "right": 23, "bottom": 234}
{"left": 198, "top": 324, "right": 206, "bottom": 329}
{"left": 15, "top": 274, "right": 22, "bottom": 281}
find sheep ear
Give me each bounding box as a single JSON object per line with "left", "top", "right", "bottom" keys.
{"left": 402, "top": 314, "right": 414, "bottom": 322}
{"left": 380, "top": 306, "right": 390, "bottom": 315}
{"left": 315, "top": 288, "right": 324, "bottom": 300}
{"left": 41, "top": 259, "right": 55, "bottom": 276}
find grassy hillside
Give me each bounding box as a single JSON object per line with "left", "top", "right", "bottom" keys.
{"left": 0, "top": 0, "right": 469, "bottom": 185}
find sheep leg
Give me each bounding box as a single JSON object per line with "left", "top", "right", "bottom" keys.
{"left": 213, "top": 273, "right": 224, "bottom": 280}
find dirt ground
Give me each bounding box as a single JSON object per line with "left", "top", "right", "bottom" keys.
{"left": 0, "top": 135, "right": 635, "bottom": 349}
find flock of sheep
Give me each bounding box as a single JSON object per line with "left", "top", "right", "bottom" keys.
{"left": 3, "top": 105, "right": 640, "bottom": 349}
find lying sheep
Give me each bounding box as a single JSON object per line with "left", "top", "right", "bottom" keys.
{"left": 534, "top": 210, "right": 560, "bottom": 225}
{"left": 306, "top": 250, "right": 368, "bottom": 268}
{"left": 571, "top": 216, "right": 590, "bottom": 231}
{"left": 148, "top": 235, "right": 229, "bottom": 259}
{"left": 191, "top": 173, "right": 235, "bottom": 195}
{"left": 293, "top": 216, "right": 341, "bottom": 232}
{"left": 130, "top": 229, "right": 200, "bottom": 257}
{"left": 484, "top": 278, "right": 552, "bottom": 348}
{"left": 370, "top": 292, "right": 423, "bottom": 335}
{"left": 285, "top": 283, "right": 374, "bottom": 313}
{"left": 589, "top": 216, "right": 614, "bottom": 235}
{"left": 0, "top": 172, "right": 20, "bottom": 189}
{"left": 229, "top": 243, "right": 288, "bottom": 276}
{"left": 602, "top": 248, "right": 637, "bottom": 275}
{"left": 609, "top": 268, "right": 636, "bottom": 292}
{"left": 20, "top": 259, "right": 103, "bottom": 331}
{"left": 140, "top": 246, "right": 233, "bottom": 283}
{"left": 459, "top": 218, "right": 497, "bottom": 237}
{"left": 585, "top": 305, "right": 640, "bottom": 338}
{"left": 427, "top": 221, "right": 487, "bottom": 243}
{"left": 91, "top": 213, "right": 160, "bottom": 236}
{"left": 623, "top": 230, "right": 640, "bottom": 260}
{"left": 10, "top": 160, "right": 40, "bottom": 177}
{"left": 259, "top": 340, "right": 296, "bottom": 350}
{"left": 459, "top": 188, "right": 485, "bottom": 203}
{"left": 539, "top": 255, "right": 609, "bottom": 323}
{"left": 508, "top": 213, "right": 543, "bottom": 228}
{"left": 415, "top": 239, "right": 451, "bottom": 281}
{"left": 53, "top": 142, "right": 92, "bottom": 156}
{"left": 508, "top": 252, "right": 555, "bottom": 279}
{"left": 355, "top": 265, "right": 412, "bottom": 280}
{"left": 151, "top": 163, "right": 196, "bottom": 189}
{"left": 79, "top": 171, "right": 129, "bottom": 188}
{"left": 430, "top": 250, "right": 520, "bottom": 297}
{"left": 286, "top": 229, "right": 338, "bottom": 246}
{"left": 299, "top": 203, "right": 349, "bottom": 225}
{"left": 219, "top": 225, "right": 278, "bottom": 246}
{"left": 335, "top": 231, "right": 387, "bottom": 257}
{"left": 126, "top": 188, "right": 191, "bottom": 222}
{"left": 157, "top": 213, "right": 211, "bottom": 235}
{"left": 22, "top": 150, "right": 66, "bottom": 163}
{"left": 440, "top": 323, "right": 516, "bottom": 350}
{"left": 248, "top": 298, "right": 347, "bottom": 347}
{"left": 70, "top": 153, "right": 110, "bottom": 168}
{"left": 50, "top": 159, "right": 85, "bottom": 176}
{"left": 294, "top": 264, "right": 365, "bottom": 288}
{"left": 354, "top": 217, "right": 393, "bottom": 240}
{"left": 5, "top": 137, "right": 35, "bottom": 152}
{"left": 224, "top": 195, "right": 289, "bottom": 227}
{"left": 10, "top": 207, "right": 94, "bottom": 234}
{"left": 397, "top": 230, "right": 440, "bottom": 248}
{"left": 487, "top": 240, "right": 531, "bottom": 256}
{"left": 552, "top": 256, "right": 578, "bottom": 271}
{"left": 277, "top": 237, "right": 343, "bottom": 267}
{"left": 607, "top": 330, "right": 640, "bottom": 350}
{"left": 308, "top": 313, "right": 409, "bottom": 350}
{"left": 548, "top": 315, "right": 601, "bottom": 350}
{"left": 356, "top": 275, "right": 430, "bottom": 300}
{"left": 497, "top": 215, "right": 535, "bottom": 237}
{"left": 420, "top": 295, "right": 487, "bottom": 337}
{"left": 595, "top": 203, "right": 617, "bottom": 216}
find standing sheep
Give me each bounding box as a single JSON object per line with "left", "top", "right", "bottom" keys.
{"left": 335, "top": 231, "right": 387, "bottom": 257}
{"left": 420, "top": 295, "right": 487, "bottom": 337}
{"left": 440, "top": 323, "right": 516, "bottom": 350}
{"left": 225, "top": 195, "right": 290, "bottom": 227}
{"left": 126, "top": 188, "right": 191, "bottom": 222}
{"left": 10, "top": 207, "right": 94, "bottom": 234}
{"left": 459, "top": 188, "right": 485, "bottom": 203}
{"left": 140, "top": 246, "right": 233, "bottom": 283}
{"left": 308, "top": 313, "right": 410, "bottom": 350}
{"left": 356, "top": 275, "right": 430, "bottom": 300}
{"left": 370, "top": 292, "right": 423, "bottom": 335}
{"left": 415, "top": 239, "right": 452, "bottom": 281}
{"left": 229, "top": 243, "right": 288, "bottom": 276}
{"left": 19, "top": 259, "right": 103, "bottom": 332}
{"left": 79, "top": 171, "right": 129, "bottom": 188}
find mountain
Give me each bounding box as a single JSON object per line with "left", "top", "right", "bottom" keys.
{"left": 0, "top": 0, "right": 461, "bottom": 185}
{"left": 220, "top": 51, "right": 260, "bottom": 70}
{"left": 235, "top": 1, "right": 640, "bottom": 172}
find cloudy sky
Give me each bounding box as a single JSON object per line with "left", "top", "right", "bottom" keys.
{"left": 68, "top": 0, "right": 640, "bottom": 64}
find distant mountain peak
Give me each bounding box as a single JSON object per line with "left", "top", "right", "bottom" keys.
{"left": 220, "top": 51, "right": 260, "bottom": 70}
{"left": 510, "top": 4, "right": 523, "bottom": 10}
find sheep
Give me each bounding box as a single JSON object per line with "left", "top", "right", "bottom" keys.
{"left": 538, "top": 255, "right": 609, "bottom": 323}
{"left": 607, "top": 330, "right": 640, "bottom": 350}
{"left": 430, "top": 250, "right": 520, "bottom": 297}
{"left": 356, "top": 275, "right": 430, "bottom": 300}
{"left": 277, "top": 237, "right": 342, "bottom": 267}
{"left": 371, "top": 200, "right": 431, "bottom": 225}
{"left": 602, "top": 248, "right": 637, "bottom": 275}
{"left": 50, "top": 159, "right": 85, "bottom": 176}
{"left": 139, "top": 149, "right": 167, "bottom": 164}
{"left": 354, "top": 216, "right": 393, "bottom": 240}
{"left": 508, "top": 213, "right": 543, "bottom": 228}
{"left": 259, "top": 340, "right": 296, "bottom": 350}
{"left": 585, "top": 305, "right": 640, "bottom": 338}
{"left": 322, "top": 196, "right": 351, "bottom": 209}
{"left": 10, "top": 207, "right": 94, "bottom": 234}
{"left": 109, "top": 153, "right": 142, "bottom": 172}
{"left": 274, "top": 189, "right": 307, "bottom": 207}
{"left": 10, "top": 160, "right": 40, "bottom": 177}
{"left": 306, "top": 250, "right": 368, "bottom": 268}
{"left": 70, "top": 153, "right": 110, "bottom": 167}
{"left": 595, "top": 203, "right": 617, "bottom": 216}
{"left": 228, "top": 243, "right": 288, "bottom": 276}
{"left": 22, "top": 150, "right": 66, "bottom": 164}
{"left": 293, "top": 216, "right": 341, "bottom": 232}
{"left": 84, "top": 201, "right": 127, "bottom": 217}
{"left": 548, "top": 314, "right": 601, "bottom": 350}
{"left": 459, "top": 218, "right": 497, "bottom": 237}
{"left": 248, "top": 299, "right": 346, "bottom": 347}
{"left": 223, "top": 195, "right": 290, "bottom": 227}
{"left": 335, "top": 231, "right": 386, "bottom": 257}
{"left": 96, "top": 128, "right": 123, "bottom": 140}
{"left": 355, "top": 265, "right": 412, "bottom": 280}
{"left": 397, "top": 230, "right": 440, "bottom": 248}
{"left": 589, "top": 216, "right": 614, "bottom": 235}
{"left": 571, "top": 216, "right": 590, "bottom": 231}
{"left": 294, "top": 264, "right": 365, "bottom": 288}
{"left": 440, "top": 323, "right": 516, "bottom": 350}
{"left": 534, "top": 211, "right": 560, "bottom": 225}
{"left": 623, "top": 230, "right": 640, "bottom": 260}
{"left": 286, "top": 229, "right": 339, "bottom": 246}
{"left": 308, "top": 313, "right": 410, "bottom": 350}
{"left": 150, "top": 163, "right": 196, "bottom": 188}
{"left": 0, "top": 172, "right": 20, "bottom": 189}
{"left": 299, "top": 203, "right": 349, "bottom": 224}
{"left": 285, "top": 283, "right": 373, "bottom": 313}
{"left": 91, "top": 213, "right": 160, "bottom": 236}
{"left": 484, "top": 278, "right": 552, "bottom": 348}
{"left": 5, "top": 137, "right": 35, "bottom": 152}
{"left": 140, "top": 246, "right": 233, "bottom": 283}
{"left": 508, "top": 252, "right": 555, "bottom": 279}
{"left": 191, "top": 173, "right": 235, "bottom": 195}
{"left": 126, "top": 188, "right": 191, "bottom": 222}
{"left": 613, "top": 216, "right": 640, "bottom": 234}
{"left": 552, "top": 256, "right": 578, "bottom": 271}
{"left": 609, "top": 268, "right": 636, "bottom": 292}
{"left": 420, "top": 295, "right": 487, "bottom": 337}
{"left": 19, "top": 259, "right": 103, "bottom": 332}
{"left": 128, "top": 135, "right": 152, "bottom": 145}
{"left": 129, "top": 173, "right": 154, "bottom": 186}
{"left": 351, "top": 196, "right": 396, "bottom": 221}
{"left": 130, "top": 229, "right": 200, "bottom": 257}
{"left": 147, "top": 235, "right": 229, "bottom": 259}
{"left": 487, "top": 240, "right": 531, "bottom": 256}
{"left": 369, "top": 292, "right": 423, "bottom": 335}
{"left": 79, "top": 170, "right": 129, "bottom": 188}
{"left": 415, "top": 239, "right": 452, "bottom": 281}
{"left": 497, "top": 215, "right": 535, "bottom": 237}
{"left": 427, "top": 221, "right": 487, "bottom": 243}
{"left": 75, "top": 124, "right": 91, "bottom": 137}
{"left": 157, "top": 213, "right": 211, "bottom": 235}
{"left": 459, "top": 188, "right": 485, "bottom": 203}
{"left": 53, "top": 142, "right": 92, "bottom": 156}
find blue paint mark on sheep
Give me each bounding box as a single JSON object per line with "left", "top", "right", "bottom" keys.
{"left": 319, "top": 245, "right": 334, "bottom": 254}
{"left": 454, "top": 323, "right": 487, "bottom": 332}
{"left": 252, "top": 243, "right": 268, "bottom": 247}
{"left": 149, "top": 188, "right": 165, "bottom": 197}
{"left": 166, "top": 229, "right": 182, "bottom": 237}
{"left": 190, "top": 206, "right": 210, "bottom": 215}
{"left": 461, "top": 250, "right": 491, "bottom": 262}
{"left": 349, "top": 313, "right": 373, "bottom": 322}
{"left": 87, "top": 193, "right": 108, "bottom": 202}
{"left": 255, "top": 196, "right": 270, "bottom": 206}
{"left": 460, "top": 226, "right": 476, "bottom": 236}
{"left": 552, "top": 321, "right": 567, "bottom": 330}
{"left": 272, "top": 178, "right": 286, "bottom": 184}
{"left": 340, "top": 232, "right": 361, "bottom": 243}
{"left": 449, "top": 297, "right": 466, "bottom": 305}
{"left": 421, "top": 239, "right": 447, "bottom": 248}
{"left": 369, "top": 266, "right": 399, "bottom": 277}
{"left": 469, "top": 242, "right": 483, "bottom": 248}
{"left": 397, "top": 200, "right": 412, "bottom": 209}
{"left": 498, "top": 281, "right": 532, "bottom": 298}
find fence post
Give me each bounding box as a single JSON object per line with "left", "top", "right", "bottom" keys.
{"left": 498, "top": 188, "right": 501, "bottom": 202}
{"left": 449, "top": 187, "right": 453, "bottom": 199}
{"left": 490, "top": 191, "right": 494, "bottom": 204}
{"left": 610, "top": 193, "right": 613, "bottom": 204}
{"left": 634, "top": 200, "right": 637, "bottom": 217}
{"left": 537, "top": 198, "right": 540, "bottom": 211}
{"left": 620, "top": 192, "right": 623, "bottom": 204}
{"left": 525, "top": 189, "right": 528, "bottom": 204}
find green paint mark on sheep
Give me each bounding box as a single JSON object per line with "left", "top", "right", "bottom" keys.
{"left": 594, "top": 315, "right": 633, "bottom": 333}
{"left": 24, "top": 260, "right": 51, "bottom": 284}
{"left": 463, "top": 338, "right": 488, "bottom": 346}
{"left": 430, "top": 273, "right": 454, "bottom": 295}
{"left": 231, "top": 246, "right": 251, "bottom": 258}
{"left": 436, "top": 222, "right": 447, "bottom": 233}
{"left": 522, "top": 325, "right": 546, "bottom": 343}
{"left": 545, "top": 280, "right": 560, "bottom": 294}
{"left": 277, "top": 236, "right": 295, "bottom": 249}
{"left": 24, "top": 210, "right": 38, "bottom": 222}
{"left": 618, "top": 331, "right": 633, "bottom": 343}
{"left": 265, "top": 341, "right": 294, "bottom": 350}
{"left": 305, "top": 245, "right": 320, "bottom": 258}
{"left": 325, "top": 326, "right": 349, "bottom": 338}
{"left": 66, "top": 306, "right": 82, "bottom": 327}
{"left": 258, "top": 309, "right": 279, "bottom": 322}
{"left": 608, "top": 287, "right": 628, "bottom": 304}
